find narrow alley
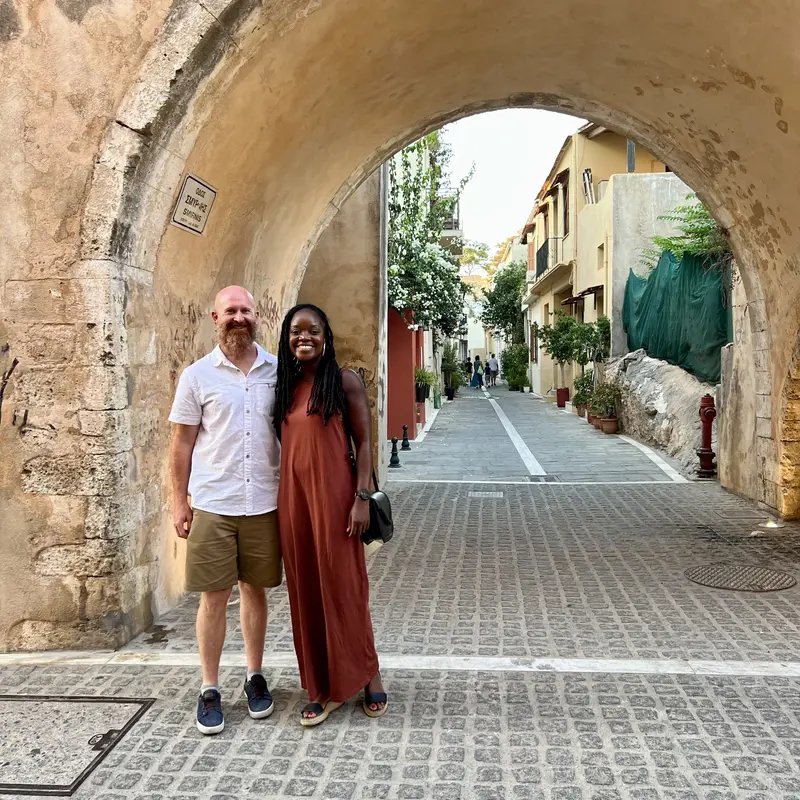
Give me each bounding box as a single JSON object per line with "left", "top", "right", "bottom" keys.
{"left": 4, "top": 393, "right": 800, "bottom": 800}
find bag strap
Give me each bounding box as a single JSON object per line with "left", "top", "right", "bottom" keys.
{"left": 341, "top": 389, "right": 380, "bottom": 493}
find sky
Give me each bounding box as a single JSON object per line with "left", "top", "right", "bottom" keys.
{"left": 443, "top": 109, "right": 586, "bottom": 255}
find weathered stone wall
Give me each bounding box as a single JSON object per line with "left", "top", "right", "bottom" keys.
{"left": 297, "top": 168, "right": 389, "bottom": 482}
{"left": 606, "top": 350, "right": 714, "bottom": 475}
{"left": 5, "top": 0, "right": 800, "bottom": 649}
{"left": 719, "top": 274, "right": 761, "bottom": 503}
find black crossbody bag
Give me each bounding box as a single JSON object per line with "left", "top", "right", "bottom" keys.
{"left": 342, "top": 408, "right": 394, "bottom": 546}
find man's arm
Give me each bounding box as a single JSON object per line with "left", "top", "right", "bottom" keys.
{"left": 170, "top": 423, "right": 200, "bottom": 538}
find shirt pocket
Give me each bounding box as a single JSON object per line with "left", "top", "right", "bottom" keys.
{"left": 253, "top": 381, "right": 276, "bottom": 419}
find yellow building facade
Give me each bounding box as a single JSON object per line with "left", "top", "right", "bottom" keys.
{"left": 522, "top": 124, "right": 665, "bottom": 397}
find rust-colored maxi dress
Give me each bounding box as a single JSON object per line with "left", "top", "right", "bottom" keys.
{"left": 278, "top": 380, "right": 379, "bottom": 703}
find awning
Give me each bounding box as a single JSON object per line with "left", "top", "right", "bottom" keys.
{"left": 560, "top": 296, "right": 581, "bottom": 306}
{"left": 578, "top": 284, "right": 604, "bottom": 297}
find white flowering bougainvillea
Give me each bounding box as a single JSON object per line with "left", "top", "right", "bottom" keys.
{"left": 387, "top": 133, "right": 470, "bottom": 337}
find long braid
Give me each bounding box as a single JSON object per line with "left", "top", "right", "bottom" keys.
{"left": 272, "top": 304, "right": 347, "bottom": 439}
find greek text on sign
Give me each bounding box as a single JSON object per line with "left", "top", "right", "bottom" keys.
{"left": 171, "top": 174, "right": 217, "bottom": 235}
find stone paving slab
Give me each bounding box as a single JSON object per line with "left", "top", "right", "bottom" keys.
{"left": 395, "top": 392, "right": 681, "bottom": 483}
{"left": 122, "top": 483, "right": 800, "bottom": 664}
{"left": 396, "top": 393, "right": 527, "bottom": 481}
{"left": 3, "top": 663, "right": 800, "bottom": 799}
{"left": 486, "top": 391, "right": 678, "bottom": 483}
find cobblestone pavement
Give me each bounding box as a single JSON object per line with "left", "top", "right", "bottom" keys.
{"left": 119, "top": 483, "right": 800, "bottom": 663}
{"left": 5, "top": 663, "right": 800, "bottom": 799}
{"left": 6, "top": 391, "right": 800, "bottom": 798}
{"left": 396, "top": 391, "right": 680, "bottom": 483}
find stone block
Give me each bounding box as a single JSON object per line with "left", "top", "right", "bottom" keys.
{"left": 747, "top": 299, "right": 768, "bottom": 333}
{"left": 755, "top": 393, "right": 773, "bottom": 420}
{"left": 14, "top": 366, "right": 129, "bottom": 411}
{"left": 760, "top": 479, "right": 780, "bottom": 511}
{"left": 22, "top": 451, "right": 133, "bottom": 496}
{"left": 6, "top": 324, "right": 76, "bottom": 365}
{"left": 756, "top": 416, "right": 772, "bottom": 438}
{"left": 84, "top": 493, "right": 145, "bottom": 539}
{"left": 73, "top": 321, "right": 129, "bottom": 367}
{"left": 83, "top": 575, "right": 135, "bottom": 620}
{"left": 6, "top": 618, "right": 125, "bottom": 650}
{"left": 28, "top": 495, "right": 90, "bottom": 552}
{"left": 34, "top": 538, "right": 132, "bottom": 577}
{"left": 3, "top": 278, "right": 125, "bottom": 323}
{"left": 131, "top": 407, "right": 161, "bottom": 449}
{"left": 753, "top": 349, "right": 770, "bottom": 373}
{"left": 77, "top": 409, "right": 133, "bottom": 452}
{"left": 128, "top": 327, "right": 157, "bottom": 366}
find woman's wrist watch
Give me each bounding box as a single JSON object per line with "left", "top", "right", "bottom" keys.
{"left": 355, "top": 489, "right": 371, "bottom": 502}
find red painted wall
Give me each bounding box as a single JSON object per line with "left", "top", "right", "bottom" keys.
{"left": 387, "top": 308, "right": 416, "bottom": 441}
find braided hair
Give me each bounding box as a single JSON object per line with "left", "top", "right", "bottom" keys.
{"left": 272, "top": 304, "right": 347, "bottom": 439}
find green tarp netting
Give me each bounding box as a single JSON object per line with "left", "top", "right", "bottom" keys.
{"left": 622, "top": 252, "right": 732, "bottom": 384}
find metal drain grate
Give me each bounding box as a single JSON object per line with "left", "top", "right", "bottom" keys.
{"left": 467, "top": 491, "right": 504, "bottom": 498}
{"left": 0, "top": 695, "right": 154, "bottom": 796}
{"left": 527, "top": 476, "right": 560, "bottom": 483}
{"left": 685, "top": 563, "right": 796, "bottom": 592}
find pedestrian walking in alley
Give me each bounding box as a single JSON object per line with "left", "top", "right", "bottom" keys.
{"left": 471, "top": 355, "right": 484, "bottom": 388}
{"left": 464, "top": 357, "right": 473, "bottom": 380}
{"left": 273, "top": 304, "right": 387, "bottom": 727}
{"left": 169, "top": 285, "right": 282, "bottom": 735}
{"left": 487, "top": 353, "right": 499, "bottom": 387}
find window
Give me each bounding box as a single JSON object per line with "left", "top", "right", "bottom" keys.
{"left": 597, "top": 243, "right": 605, "bottom": 271}
{"left": 530, "top": 325, "right": 538, "bottom": 363}
{"left": 596, "top": 290, "right": 605, "bottom": 316}
{"left": 563, "top": 182, "right": 569, "bottom": 237}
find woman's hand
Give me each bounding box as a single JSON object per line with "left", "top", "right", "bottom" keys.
{"left": 347, "top": 498, "right": 371, "bottom": 538}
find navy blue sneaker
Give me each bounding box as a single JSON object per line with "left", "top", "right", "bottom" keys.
{"left": 196, "top": 688, "right": 224, "bottom": 735}
{"left": 244, "top": 673, "right": 275, "bottom": 719}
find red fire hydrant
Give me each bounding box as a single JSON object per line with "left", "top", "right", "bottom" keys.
{"left": 697, "top": 394, "right": 717, "bottom": 478}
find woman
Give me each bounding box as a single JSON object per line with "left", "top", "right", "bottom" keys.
{"left": 273, "top": 304, "right": 387, "bottom": 726}
{"left": 471, "top": 355, "right": 483, "bottom": 389}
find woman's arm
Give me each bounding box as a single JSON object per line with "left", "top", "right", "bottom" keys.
{"left": 342, "top": 368, "right": 373, "bottom": 491}
{"left": 342, "top": 369, "right": 373, "bottom": 538}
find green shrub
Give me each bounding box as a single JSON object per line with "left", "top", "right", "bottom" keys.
{"left": 590, "top": 382, "right": 622, "bottom": 418}
{"left": 414, "top": 367, "right": 436, "bottom": 387}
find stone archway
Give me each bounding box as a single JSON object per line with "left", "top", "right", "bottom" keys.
{"left": 3, "top": 0, "right": 798, "bottom": 650}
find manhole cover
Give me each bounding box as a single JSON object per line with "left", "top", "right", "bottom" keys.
{"left": 0, "top": 695, "right": 154, "bottom": 796}
{"left": 685, "top": 563, "right": 796, "bottom": 592}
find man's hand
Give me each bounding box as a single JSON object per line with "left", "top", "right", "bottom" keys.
{"left": 173, "top": 499, "right": 193, "bottom": 539}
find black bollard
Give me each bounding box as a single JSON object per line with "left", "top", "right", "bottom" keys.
{"left": 401, "top": 424, "right": 411, "bottom": 450}
{"left": 389, "top": 437, "right": 401, "bottom": 468}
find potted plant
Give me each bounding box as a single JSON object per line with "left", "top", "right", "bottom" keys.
{"left": 522, "top": 376, "right": 531, "bottom": 394}
{"left": 441, "top": 342, "right": 459, "bottom": 401}
{"left": 572, "top": 371, "right": 594, "bottom": 418}
{"left": 415, "top": 367, "right": 436, "bottom": 404}
{"left": 539, "top": 312, "right": 577, "bottom": 408}
{"left": 500, "top": 343, "right": 530, "bottom": 393}
{"left": 592, "top": 382, "right": 622, "bottom": 434}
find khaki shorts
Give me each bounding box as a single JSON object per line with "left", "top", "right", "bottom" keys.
{"left": 186, "top": 509, "right": 282, "bottom": 592}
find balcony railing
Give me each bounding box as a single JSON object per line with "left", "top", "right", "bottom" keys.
{"left": 533, "top": 237, "right": 564, "bottom": 280}
{"left": 535, "top": 241, "right": 549, "bottom": 277}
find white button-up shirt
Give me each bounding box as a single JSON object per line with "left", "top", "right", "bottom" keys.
{"left": 168, "top": 344, "right": 280, "bottom": 516}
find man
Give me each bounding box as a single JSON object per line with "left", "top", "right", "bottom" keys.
{"left": 487, "top": 353, "right": 500, "bottom": 387}
{"left": 169, "top": 285, "right": 281, "bottom": 735}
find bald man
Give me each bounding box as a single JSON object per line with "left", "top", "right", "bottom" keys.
{"left": 169, "top": 286, "right": 281, "bottom": 735}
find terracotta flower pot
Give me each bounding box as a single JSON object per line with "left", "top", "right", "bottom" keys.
{"left": 593, "top": 415, "right": 603, "bottom": 429}
{"left": 575, "top": 404, "right": 586, "bottom": 418}
{"left": 600, "top": 417, "right": 619, "bottom": 434}
{"left": 556, "top": 387, "right": 570, "bottom": 408}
